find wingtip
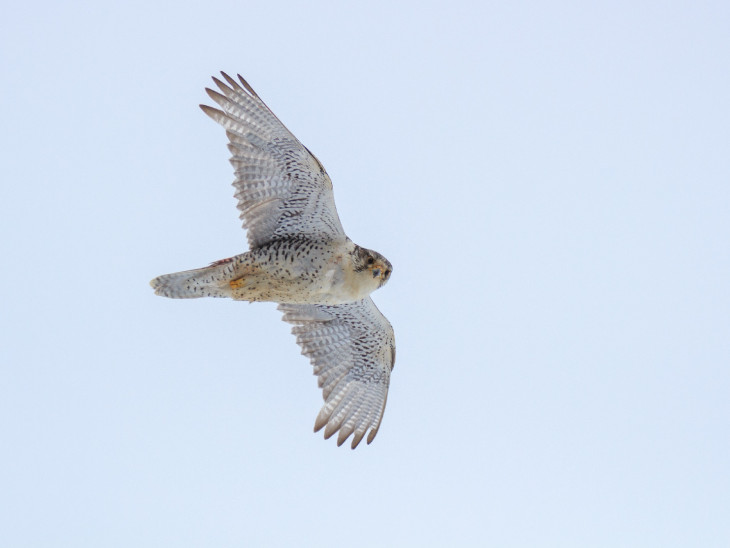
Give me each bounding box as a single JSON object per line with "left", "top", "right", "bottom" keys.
{"left": 211, "top": 76, "right": 234, "bottom": 98}
{"left": 199, "top": 103, "right": 224, "bottom": 119}
{"left": 367, "top": 428, "right": 378, "bottom": 445}
{"left": 237, "top": 73, "right": 258, "bottom": 97}
{"left": 205, "top": 87, "right": 229, "bottom": 107}
{"left": 351, "top": 430, "right": 366, "bottom": 449}
{"left": 220, "top": 71, "right": 244, "bottom": 93}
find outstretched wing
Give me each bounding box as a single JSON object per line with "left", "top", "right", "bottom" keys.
{"left": 279, "top": 298, "right": 395, "bottom": 449}
{"left": 200, "top": 72, "right": 346, "bottom": 249}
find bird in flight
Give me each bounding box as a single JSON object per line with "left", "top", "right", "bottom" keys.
{"left": 150, "top": 73, "right": 395, "bottom": 449}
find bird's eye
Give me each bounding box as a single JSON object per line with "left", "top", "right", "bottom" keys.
{"left": 367, "top": 257, "right": 375, "bottom": 265}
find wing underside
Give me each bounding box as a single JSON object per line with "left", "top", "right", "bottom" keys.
{"left": 279, "top": 298, "right": 395, "bottom": 449}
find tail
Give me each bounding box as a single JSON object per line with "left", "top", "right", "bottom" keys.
{"left": 150, "top": 258, "right": 236, "bottom": 299}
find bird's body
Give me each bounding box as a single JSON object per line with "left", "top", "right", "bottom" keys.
{"left": 152, "top": 237, "right": 390, "bottom": 305}
{"left": 150, "top": 73, "right": 395, "bottom": 448}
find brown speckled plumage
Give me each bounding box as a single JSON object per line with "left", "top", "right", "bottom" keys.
{"left": 150, "top": 73, "right": 394, "bottom": 448}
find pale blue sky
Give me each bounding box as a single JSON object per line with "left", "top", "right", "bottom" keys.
{"left": 1, "top": 1, "right": 729, "bottom": 546}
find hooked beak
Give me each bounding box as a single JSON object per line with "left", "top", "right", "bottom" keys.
{"left": 370, "top": 262, "right": 392, "bottom": 287}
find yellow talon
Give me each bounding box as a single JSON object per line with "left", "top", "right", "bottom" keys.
{"left": 230, "top": 278, "right": 245, "bottom": 289}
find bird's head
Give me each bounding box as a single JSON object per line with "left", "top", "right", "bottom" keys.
{"left": 353, "top": 246, "right": 392, "bottom": 290}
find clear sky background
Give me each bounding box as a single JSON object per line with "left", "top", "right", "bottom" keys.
{"left": 1, "top": 1, "right": 728, "bottom": 547}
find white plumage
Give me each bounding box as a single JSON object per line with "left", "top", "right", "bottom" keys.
{"left": 151, "top": 73, "right": 395, "bottom": 448}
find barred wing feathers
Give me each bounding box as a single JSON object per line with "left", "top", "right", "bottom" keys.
{"left": 200, "top": 72, "right": 346, "bottom": 248}
{"left": 279, "top": 298, "right": 395, "bottom": 449}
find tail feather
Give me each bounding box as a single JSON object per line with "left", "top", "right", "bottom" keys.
{"left": 150, "top": 262, "right": 234, "bottom": 299}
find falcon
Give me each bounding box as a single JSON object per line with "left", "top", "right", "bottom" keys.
{"left": 150, "top": 73, "right": 395, "bottom": 449}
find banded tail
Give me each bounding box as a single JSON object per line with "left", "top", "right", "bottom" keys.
{"left": 150, "top": 258, "right": 236, "bottom": 299}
